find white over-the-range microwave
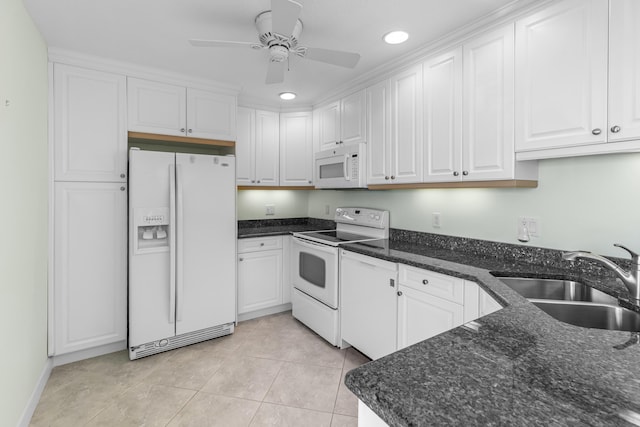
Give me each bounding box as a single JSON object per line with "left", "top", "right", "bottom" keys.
{"left": 314, "top": 143, "right": 367, "bottom": 189}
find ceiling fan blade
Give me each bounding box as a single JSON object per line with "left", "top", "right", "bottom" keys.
{"left": 266, "top": 61, "right": 286, "bottom": 85}
{"left": 271, "top": 0, "right": 302, "bottom": 37}
{"left": 302, "top": 47, "right": 361, "bottom": 68}
{"left": 189, "top": 39, "right": 259, "bottom": 49}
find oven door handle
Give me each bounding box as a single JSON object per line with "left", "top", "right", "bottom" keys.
{"left": 292, "top": 236, "right": 339, "bottom": 255}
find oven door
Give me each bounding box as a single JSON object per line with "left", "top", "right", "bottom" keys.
{"left": 291, "top": 236, "right": 339, "bottom": 309}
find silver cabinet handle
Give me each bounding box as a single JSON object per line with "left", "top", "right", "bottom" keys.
{"left": 592, "top": 128, "right": 602, "bottom": 135}
{"left": 390, "top": 175, "right": 395, "bottom": 180}
{"left": 385, "top": 176, "right": 390, "bottom": 180}
{"left": 260, "top": 243, "right": 265, "bottom": 246}
{"left": 120, "top": 173, "right": 126, "bottom": 178}
{"left": 397, "top": 291, "right": 403, "bottom": 296}
{"left": 251, "top": 180, "right": 255, "bottom": 183}
{"left": 308, "top": 180, "right": 312, "bottom": 184}
{"left": 453, "top": 171, "right": 459, "bottom": 177}
{"left": 389, "top": 279, "right": 395, "bottom": 288}
{"left": 239, "top": 257, "right": 244, "bottom": 262}
{"left": 462, "top": 171, "right": 469, "bottom": 176}
{"left": 257, "top": 180, "right": 261, "bottom": 183}
{"left": 335, "top": 141, "right": 340, "bottom": 145}
{"left": 180, "top": 128, "right": 186, "bottom": 133}
{"left": 188, "top": 129, "right": 193, "bottom": 134}
{"left": 611, "top": 125, "right": 621, "bottom": 133}
{"left": 120, "top": 186, "right": 126, "bottom": 191}
{"left": 422, "top": 279, "right": 429, "bottom": 285}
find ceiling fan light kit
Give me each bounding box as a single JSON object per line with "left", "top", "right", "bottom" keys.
{"left": 188, "top": 0, "right": 361, "bottom": 85}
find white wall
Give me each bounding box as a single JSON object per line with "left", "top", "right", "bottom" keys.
{"left": 238, "top": 189, "right": 310, "bottom": 220}
{"left": 306, "top": 153, "right": 640, "bottom": 257}
{"left": 0, "top": 1, "right": 49, "bottom": 425}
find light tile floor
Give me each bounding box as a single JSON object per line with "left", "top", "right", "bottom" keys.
{"left": 30, "top": 311, "right": 370, "bottom": 427}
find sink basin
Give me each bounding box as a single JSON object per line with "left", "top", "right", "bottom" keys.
{"left": 498, "top": 277, "right": 616, "bottom": 304}
{"left": 530, "top": 300, "right": 640, "bottom": 332}
{"left": 498, "top": 277, "right": 640, "bottom": 332}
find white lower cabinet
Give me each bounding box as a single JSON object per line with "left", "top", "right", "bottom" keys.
{"left": 340, "top": 250, "right": 398, "bottom": 360}
{"left": 339, "top": 252, "right": 502, "bottom": 358}
{"left": 237, "top": 236, "right": 292, "bottom": 318}
{"left": 53, "top": 182, "right": 127, "bottom": 355}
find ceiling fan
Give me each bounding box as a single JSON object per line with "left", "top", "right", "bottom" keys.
{"left": 189, "top": 0, "right": 361, "bottom": 84}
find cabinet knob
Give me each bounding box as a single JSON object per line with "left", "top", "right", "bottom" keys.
{"left": 385, "top": 176, "right": 390, "bottom": 180}
{"left": 592, "top": 128, "right": 602, "bottom": 135}
{"left": 120, "top": 186, "right": 126, "bottom": 191}
{"left": 120, "top": 173, "right": 126, "bottom": 178}
{"left": 308, "top": 180, "right": 312, "bottom": 184}
{"left": 422, "top": 279, "right": 429, "bottom": 285}
{"left": 390, "top": 175, "right": 395, "bottom": 180}
{"left": 260, "top": 243, "right": 265, "bottom": 246}
{"left": 462, "top": 171, "right": 469, "bottom": 176}
{"left": 257, "top": 180, "right": 261, "bottom": 183}
{"left": 188, "top": 129, "right": 193, "bottom": 134}
{"left": 180, "top": 128, "right": 186, "bottom": 133}
{"left": 397, "top": 291, "right": 403, "bottom": 296}
{"left": 335, "top": 141, "right": 340, "bottom": 145}
{"left": 239, "top": 257, "right": 244, "bottom": 262}
{"left": 611, "top": 125, "right": 621, "bottom": 133}
{"left": 251, "top": 180, "right": 255, "bottom": 183}
{"left": 453, "top": 171, "right": 459, "bottom": 177}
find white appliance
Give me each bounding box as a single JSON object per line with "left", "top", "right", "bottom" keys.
{"left": 291, "top": 207, "right": 389, "bottom": 346}
{"left": 314, "top": 143, "right": 367, "bottom": 189}
{"left": 128, "top": 148, "right": 236, "bottom": 360}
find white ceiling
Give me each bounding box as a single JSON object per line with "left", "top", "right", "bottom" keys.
{"left": 24, "top": 0, "right": 530, "bottom": 108}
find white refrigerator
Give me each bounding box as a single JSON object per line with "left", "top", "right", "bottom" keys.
{"left": 128, "top": 148, "right": 236, "bottom": 360}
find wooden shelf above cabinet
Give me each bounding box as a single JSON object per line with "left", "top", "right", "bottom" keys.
{"left": 367, "top": 180, "right": 538, "bottom": 190}
{"left": 128, "top": 131, "right": 235, "bottom": 147}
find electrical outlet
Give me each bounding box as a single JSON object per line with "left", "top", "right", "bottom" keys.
{"left": 432, "top": 212, "right": 441, "bottom": 228}
{"left": 265, "top": 204, "right": 275, "bottom": 216}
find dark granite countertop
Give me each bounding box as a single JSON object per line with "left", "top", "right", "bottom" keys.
{"left": 237, "top": 218, "right": 335, "bottom": 238}
{"left": 341, "top": 233, "right": 640, "bottom": 426}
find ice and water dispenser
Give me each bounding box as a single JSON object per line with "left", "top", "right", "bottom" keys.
{"left": 133, "top": 208, "right": 170, "bottom": 253}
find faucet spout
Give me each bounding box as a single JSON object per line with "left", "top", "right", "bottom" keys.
{"left": 562, "top": 244, "right": 640, "bottom": 303}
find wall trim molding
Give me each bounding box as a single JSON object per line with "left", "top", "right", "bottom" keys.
{"left": 18, "top": 359, "right": 52, "bottom": 427}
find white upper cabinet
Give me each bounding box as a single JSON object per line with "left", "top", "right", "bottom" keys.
{"left": 609, "top": 0, "right": 640, "bottom": 143}
{"left": 390, "top": 64, "right": 424, "bottom": 184}
{"left": 280, "top": 111, "right": 313, "bottom": 186}
{"left": 463, "top": 25, "right": 519, "bottom": 181}
{"left": 514, "top": 0, "right": 608, "bottom": 152}
{"left": 423, "top": 48, "right": 463, "bottom": 182}
{"left": 53, "top": 64, "right": 127, "bottom": 182}
{"left": 236, "top": 107, "right": 279, "bottom": 186}
{"left": 127, "top": 78, "right": 236, "bottom": 141}
{"left": 366, "top": 80, "right": 392, "bottom": 185}
{"left": 316, "top": 90, "right": 366, "bottom": 151}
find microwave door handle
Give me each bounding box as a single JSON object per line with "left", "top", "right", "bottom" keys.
{"left": 344, "top": 154, "right": 351, "bottom": 180}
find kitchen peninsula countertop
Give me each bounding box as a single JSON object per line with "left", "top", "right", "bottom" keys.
{"left": 341, "top": 237, "right": 640, "bottom": 426}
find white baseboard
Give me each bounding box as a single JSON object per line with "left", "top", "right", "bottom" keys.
{"left": 18, "top": 358, "right": 53, "bottom": 427}
{"left": 52, "top": 340, "right": 126, "bottom": 367}
{"left": 237, "top": 303, "right": 292, "bottom": 322}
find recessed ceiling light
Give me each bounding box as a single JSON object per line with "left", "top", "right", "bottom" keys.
{"left": 383, "top": 30, "right": 409, "bottom": 45}
{"left": 279, "top": 92, "right": 296, "bottom": 100}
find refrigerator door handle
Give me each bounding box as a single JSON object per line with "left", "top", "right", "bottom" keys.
{"left": 176, "top": 163, "right": 185, "bottom": 322}
{"left": 168, "top": 164, "right": 176, "bottom": 324}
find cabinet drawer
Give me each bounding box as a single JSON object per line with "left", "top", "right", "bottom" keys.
{"left": 238, "top": 236, "right": 283, "bottom": 253}
{"left": 398, "top": 265, "right": 464, "bottom": 304}
{"left": 341, "top": 250, "right": 397, "bottom": 273}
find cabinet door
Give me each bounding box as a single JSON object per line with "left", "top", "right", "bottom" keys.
{"left": 341, "top": 90, "right": 367, "bottom": 145}
{"left": 318, "top": 101, "right": 341, "bottom": 151}
{"left": 390, "top": 64, "right": 423, "bottom": 183}
{"left": 514, "top": 0, "right": 608, "bottom": 151}
{"left": 280, "top": 112, "right": 313, "bottom": 186}
{"left": 237, "top": 249, "right": 283, "bottom": 314}
{"left": 366, "top": 80, "right": 392, "bottom": 185}
{"left": 54, "top": 64, "right": 127, "bottom": 182}
{"left": 254, "top": 110, "right": 280, "bottom": 186}
{"left": 127, "top": 78, "right": 186, "bottom": 137}
{"left": 53, "top": 182, "right": 127, "bottom": 355}
{"left": 423, "top": 48, "right": 463, "bottom": 182}
{"left": 186, "top": 88, "right": 236, "bottom": 141}
{"left": 397, "top": 285, "right": 464, "bottom": 350}
{"left": 463, "top": 25, "right": 516, "bottom": 181}
{"left": 341, "top": 251, "right": 397, "bottom": 360}
{"left": 236, "top": 107, "right": 255, "bottom": 185}
{"left": 609, "top": 0, "right": 640, "bottom": 142}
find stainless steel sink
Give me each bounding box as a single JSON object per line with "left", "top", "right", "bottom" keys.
{"left": 497, "top": 277, "right": 640, "bottom": 332}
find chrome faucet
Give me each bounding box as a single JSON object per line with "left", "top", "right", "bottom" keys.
{"left": 562, "top": 244, "right": 640, "bottom": 303}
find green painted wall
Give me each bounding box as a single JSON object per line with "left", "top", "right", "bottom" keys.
{"left": 0, "top": 1, "right": 49, "bottom": 425}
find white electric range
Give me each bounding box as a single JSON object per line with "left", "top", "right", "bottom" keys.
{"left": 290, "top": 207, "right": 389, "bottom": 346}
